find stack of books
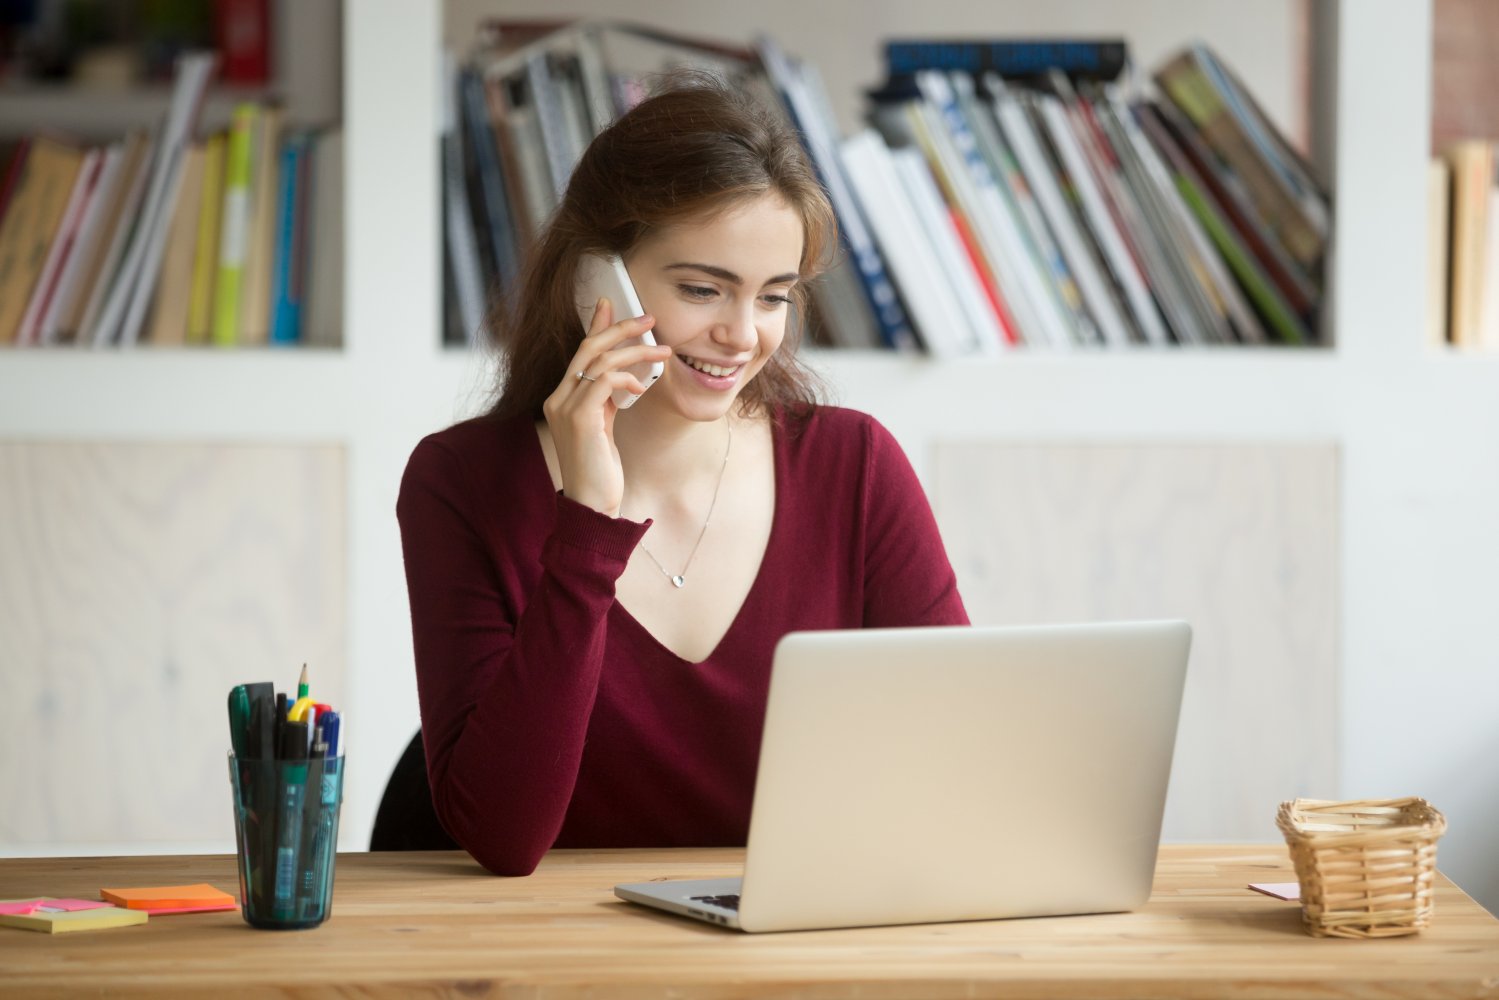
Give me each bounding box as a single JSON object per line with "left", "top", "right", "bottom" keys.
{"left": 0, "top": 53, "right": 343, "bottom": 350}
{"left": 443, "top": 25, "right": 1331, "bottom": 353}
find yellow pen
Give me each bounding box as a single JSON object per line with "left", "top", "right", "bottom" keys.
{"left": 287, "top": 664, "right": 314, "bottom": 722}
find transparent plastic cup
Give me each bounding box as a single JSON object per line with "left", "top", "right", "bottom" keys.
{"left": 228, "top": 753, "right": 344, "bottom": 929}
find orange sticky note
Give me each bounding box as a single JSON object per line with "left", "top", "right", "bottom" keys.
{"left": 100, "top": 884, "right": 237, "bottom": 911}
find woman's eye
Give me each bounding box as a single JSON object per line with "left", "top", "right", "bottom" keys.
{"left": 679, "top": 285, "right": 716, "bottom": 300}
{"left": 761, "top": 294, "right": 792, "bottom": 307}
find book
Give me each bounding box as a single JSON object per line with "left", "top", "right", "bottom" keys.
{"left": 268, "top": 132, "right": 311, "bottom": 345}
{"left": 0, "top": 136, "right": 85, "bottom": 343}
{"left": 957, "top": 72, "right": 1090, "bottom": 347}
{"left": 460, "top": 66, "right": 520, "bottom": 293}
{"left": 213, "top": 104, "right": 260, "bottom": 346}
{"left": 896, "top": 76, "right": 1062, "bottom": 349}
{"left": 215, "top": 0, "right": 271, "bottom": 85}
{"left": 498, "top": 73, "right": 560, "bottom": 245}
{"left": 1192, "top": 44, "right": 1329, "bottom": 235}
{"left": 884, "top": 38, "right": 1128, "bottom": 82}
{"left": 1112, "top": 94, "right": 1263, "bottom": 345}
{"left": 66, "top": 130, "right": 152, "bottom": 343}
{"left": 303, "top": 129, "right": 343, "bottom": 347}
{"left": 443, "top": 53, "right": 487, "bottom": 345}
{"left": 90, "top": 50, "right": 216, "bottom": 347}
{"left": 188, "top": 130, "right": 227, "bottom": 344}
{"left": 882, "top": 77, "right": 1031, "bottom": 347}
{"left": 1154, "top": 48, "right": 1326, "bottom": 274}
{"left": 889, "top": 144, "right": 1008, "bottom": 353}
{"left": 1035, "top": 85, "right": 1169, "bottom": 346}
{"left": 1445, "top": 140, "right": 1493, "bottom": 348}
{"left": 0, "top": 139, "right": 32, "bottom": 228}
{"left": 1426, "top": 157, "right": 1451, "bottom": 349}
{"left": 1085, "top": 89, "right": 1218, "bottom": 345}
{"left": 840, "top": 130, "right": 977, "bottom": 359}
{"left": 37, "top": 142, "right": 125, "bottom": 345}
{"left": 1148, "top": 94, "right": 1320, "bottom": 319}
{"left": 526, "top": 51, "right": 581, "bottom": 200}
{"left": 1476, "top": 178, "right": 1499, "bottom": 351}
{"left": 991, "top": 77, "right": 1133, "bottom": 347}
{"left": 1139, "top": 102, "right": 1304, "bottom": 344}
{"left": 145, "top": 141, "right": 207, "bottom": 345}
{"left": 238, "top": 104, "right": 285, "bottom": 345}
{"left": 13, "top": 146, "right": 103, "bottom": 346}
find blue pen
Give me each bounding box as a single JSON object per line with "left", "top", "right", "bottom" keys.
{"left": 320, "top": 710, "right": 340, "bottom": 759}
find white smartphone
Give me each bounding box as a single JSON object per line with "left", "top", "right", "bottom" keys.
{"left": 574, "top": 253, "right": 663, "bottom": 409}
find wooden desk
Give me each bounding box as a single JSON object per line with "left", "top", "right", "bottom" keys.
{"left": 2, "top": 845, "right": 1496, "bottom": 998}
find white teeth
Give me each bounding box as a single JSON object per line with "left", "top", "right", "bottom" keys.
{"left": 681, "top": 356, "right": 737, "bottom": 378}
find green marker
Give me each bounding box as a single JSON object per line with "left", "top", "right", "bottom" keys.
{"left": 227, "top": 685, "right": 251, "bottom": 757}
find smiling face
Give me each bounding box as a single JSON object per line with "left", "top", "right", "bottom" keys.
{"left": 622, "top": 193, "right": 805, "bottom": 422}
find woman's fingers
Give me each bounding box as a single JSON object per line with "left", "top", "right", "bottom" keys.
{"left": 570, "top": 369, "right": 651, "bottom": 404}
{"left": 582, "top": 341, "right": 673, "bottom": 381}
{"left": 586, "top": 296, "right": 613, "bottom": 336}
{"left": 568, "top": 313, "right": 663, "bottom": 382}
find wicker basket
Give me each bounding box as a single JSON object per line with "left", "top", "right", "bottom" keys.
{"left": 1276, "top": 797, "right": 1447, "bottom": 939}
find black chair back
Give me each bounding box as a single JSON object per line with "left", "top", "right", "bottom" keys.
{"left": 370, "top": 731, "right": 459, "bottom": 851}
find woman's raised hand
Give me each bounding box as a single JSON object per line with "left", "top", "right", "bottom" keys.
{"left": 541, "top": 298, "right": 673, "bottom": 516}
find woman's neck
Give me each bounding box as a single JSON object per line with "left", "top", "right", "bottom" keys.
{"left": 613, "top": 404, "right": 737, "bottom": 498}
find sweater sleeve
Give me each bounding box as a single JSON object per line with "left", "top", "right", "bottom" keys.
{"left": 396, "top": 433, "right": 648, "bottom": 875}
{"left": 860, "top": 417, "right": 970, "bottom": 628}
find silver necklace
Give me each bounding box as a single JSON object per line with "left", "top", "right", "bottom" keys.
{"left": 636, "top": 417, "right": 732, "bottom": 588}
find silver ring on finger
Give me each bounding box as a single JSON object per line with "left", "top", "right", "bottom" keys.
{"left": 576, "top": 370, "right": 598, "bottom": 383}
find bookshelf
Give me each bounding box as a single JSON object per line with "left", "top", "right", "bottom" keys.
{"left": 5, "top": 0, "right": 1497, "bottom": 920}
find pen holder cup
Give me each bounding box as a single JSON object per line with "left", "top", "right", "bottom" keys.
{"left": 1276, "top": 796, "right": 1447, "bottom": 939}
{"left": 228, "top": 753, "right": 345, "bottom": 930}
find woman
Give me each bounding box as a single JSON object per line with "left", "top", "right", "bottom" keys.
{"left": 397, "top": 73, "right": 968, "bottom": 876}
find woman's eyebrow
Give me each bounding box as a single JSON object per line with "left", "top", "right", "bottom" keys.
{"left": 665, "top": 262, "right": 800, "bottom": 286}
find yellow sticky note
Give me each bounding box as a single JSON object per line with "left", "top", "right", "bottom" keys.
{"left": 0, "top": 901, "right": 148, "bottom": 934}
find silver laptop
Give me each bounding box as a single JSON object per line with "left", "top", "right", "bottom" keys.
{"left": 615, "top": 620, "right": 1191, "bottom": 932}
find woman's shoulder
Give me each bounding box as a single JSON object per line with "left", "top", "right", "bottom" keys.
{"left": 402, "top": 411, "right": 539, "bottom": 493}
{"left": 778, "top": 403, "right": 895, "bottom": 453}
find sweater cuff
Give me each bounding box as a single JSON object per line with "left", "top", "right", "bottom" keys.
{"left": 549, "top": 491, "right": 651, "bottom": 564}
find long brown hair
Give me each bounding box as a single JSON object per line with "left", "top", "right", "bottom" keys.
{"left": 488, "top": 70, "right": 837, "bottom": 422}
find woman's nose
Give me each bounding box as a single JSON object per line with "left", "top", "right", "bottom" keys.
{"left": 712, "top": 302, "right": 758, "bottom": 349}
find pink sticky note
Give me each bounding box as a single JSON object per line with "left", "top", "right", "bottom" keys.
{"left": 0, "top": 900, "right": 43, "bottom": 915}
{"left": 38, "top": 899, "right": 112, "bottom": 912}
{"left": 1248, "top": 881, "right": 1301, "bottom": 901}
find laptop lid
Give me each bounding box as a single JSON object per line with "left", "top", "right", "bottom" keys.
{"left": 733, "top": 620, "right": 1191, "bottom": 932}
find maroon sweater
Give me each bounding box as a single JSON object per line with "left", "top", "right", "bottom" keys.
{"left": 396, "top": 406, "right": 968, "bottom": 875}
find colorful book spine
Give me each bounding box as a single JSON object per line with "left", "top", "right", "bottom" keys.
{"left": 188, "top": 132, "right": 226, "bottom": 344}
{"left": 0, "top": 137, "right": 85, "bottom": 343}
{"left": 213, "top": 104, "right": 259, "bottom": 347}
{"left": 269, "top": 134, "right": 308, "bottom": 345}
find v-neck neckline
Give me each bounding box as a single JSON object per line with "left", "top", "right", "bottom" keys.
{"left": 525, "top": 413, "right": 784, "bottom": 667}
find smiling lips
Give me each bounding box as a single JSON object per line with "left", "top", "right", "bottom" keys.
{"left": 679, "top": 354, "right": 742, "bottom": 379}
